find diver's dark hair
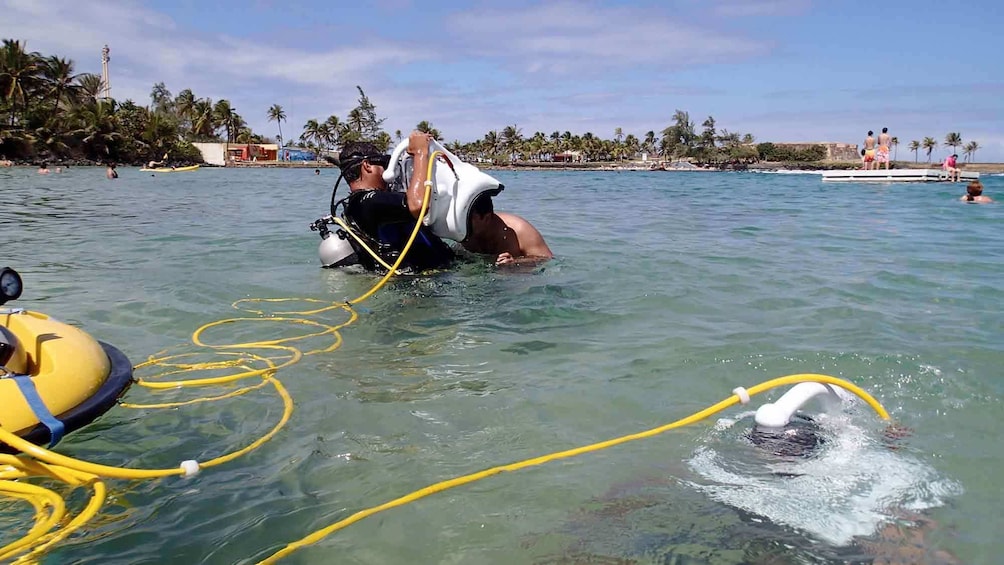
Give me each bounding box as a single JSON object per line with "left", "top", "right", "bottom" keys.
{"left": 338, "top": 142, "right": 382, "bottom": 183}
{"left": 882, "top": 127, "right": 888, "bottom": 133}
{"left": 867, "top": 130, "right": 873, "bottom": 136}
{"left": 471, "top": 192, "right": 494, "bottom": 217}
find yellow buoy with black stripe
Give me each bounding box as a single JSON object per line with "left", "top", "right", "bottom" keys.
{"left": 1, "top": 306, "right": 133, "bottom": 452}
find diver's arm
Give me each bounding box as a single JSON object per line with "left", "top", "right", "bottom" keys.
{"left": 405, "top": 131, "right": 433, "bottom": 219}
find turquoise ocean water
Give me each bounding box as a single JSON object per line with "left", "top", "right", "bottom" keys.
{"left": 2, "top": 166, "right": 1002, "bottom": 564}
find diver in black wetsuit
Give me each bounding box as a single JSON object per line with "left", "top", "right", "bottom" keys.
{"left": 331, "top": 135, "right": 454, "bottom": 272}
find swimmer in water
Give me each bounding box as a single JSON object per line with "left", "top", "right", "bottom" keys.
{"left": 961, "top": 180, "right": 992, "bottom": 203}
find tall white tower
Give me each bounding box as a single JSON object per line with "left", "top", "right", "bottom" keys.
{"left": 100, "top": 45, "right": 111, "bottom": 99}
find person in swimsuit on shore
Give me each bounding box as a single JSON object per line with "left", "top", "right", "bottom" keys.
{"left": 960, "top": 180, "right": 992, "bottom": 203}
{"left": 862, "top": 131, "right": 876, "bottom": 170}
{"left": 876, "top": 127, "right": 891, "bottom": 170}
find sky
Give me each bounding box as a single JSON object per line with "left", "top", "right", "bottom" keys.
{"left": 3, "top": 0, "right": 1003, "bottom": 161}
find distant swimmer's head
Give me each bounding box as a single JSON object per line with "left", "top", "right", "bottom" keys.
{"left": 339, "top": 142, "right": 391, "bottom": 189}
{"left": 867, "top": 130, "right": 874, "bottom": 136}
{"left": 882, "top": 127, "right": 888, "bottom": 134}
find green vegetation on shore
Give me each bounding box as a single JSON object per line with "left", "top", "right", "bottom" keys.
{"left": 1, "top": 38, "right": 986, "bottom": 169}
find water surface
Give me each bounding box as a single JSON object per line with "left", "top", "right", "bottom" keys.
{"left": 2, "top": 166, "right": 1002, "bottom": 564}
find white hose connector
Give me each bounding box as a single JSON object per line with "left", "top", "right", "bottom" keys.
{"left": 732, "top": 387, "right": 751, "bottom": 405}
{"left": 180, "top": 460, "right": 201, "bottom": 477}
{"left": 754, "top": 382, "right": 848, "bottom": 428}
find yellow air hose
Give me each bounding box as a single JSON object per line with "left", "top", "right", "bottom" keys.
{"left": 258, "top": 373, "right": 888, "bottom": 563}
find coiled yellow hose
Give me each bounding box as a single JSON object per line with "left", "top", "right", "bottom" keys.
{"left": 0, "top": 152, "right": 439, "bottom": 562}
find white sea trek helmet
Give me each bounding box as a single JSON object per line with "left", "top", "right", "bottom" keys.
{"left": 383, "top": 139, "right": 504, "bottom": 242}
{"left": 318, "top": 232, "right": 358, "bottom": 268}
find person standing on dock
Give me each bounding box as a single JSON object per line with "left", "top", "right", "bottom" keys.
{"left": 863, "top": 131, "right": 876, "bottom": 170}
{"left": 876, "top": 128, "right": 891, "bottom": 170}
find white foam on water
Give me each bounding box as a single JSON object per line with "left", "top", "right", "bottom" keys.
{"left": 685, "top": 416, "right": 962, "bottom": 545}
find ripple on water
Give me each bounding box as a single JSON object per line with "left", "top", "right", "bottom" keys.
{"left": 2, "top": 170, "right": 1002, "bottom": 563}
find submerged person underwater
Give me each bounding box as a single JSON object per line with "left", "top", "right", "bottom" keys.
{"left": 460, "top": 191, "right": 553, "bottom": 266}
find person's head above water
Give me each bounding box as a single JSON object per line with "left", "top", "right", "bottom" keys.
{"left": 966, "top": 180, "right": 984, "bottom": 201}
{"left": 338, "top": 142, "right": 391, "bottom": 191}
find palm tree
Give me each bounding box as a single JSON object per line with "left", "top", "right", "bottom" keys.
{"left": 190, "top": 98, "right": 215, "bottom": 139}
{"left": 41, "top": 56, "right": 80, "bottom": 122}
{"left": 908, "top": 140, "right": 920, "bottom": 162}
{"left": 1, "top": 39, "right": 42, "bottom": 127}
{"left": 301, "top": 118, "right": 323, "bottom": 149}
{"left": 267, "top": 104, "right": 286, "bottom": 147}
{"left": 75, "top": 73, "right": 105, "bottom": 102}
{"left": 501, "top": 124, "right": 522, "bottom": 158}
{"left": 416, "top": 120, "right": 441, "bottom": 139}
{"left": 346, "top": 107, "right": 364, "bottom": 137}
{"left": 922, "top": 137, "right": 937, "bottom": 162}
{"left": 324, "top": 115, "right": 341, "bottom": 149}
{"left": 944, "top": 132, "right": 962, "bottom": 156}
{"left": 213, "top": 99, "right": 237, "bottom": 142}
{"left": 73, "top": 99, "right": 122, "bottom": 160}
{"left": 963, "top": 140, "right": 980, "bottom": 163}
{"left": 643, "top": 130, "right": 657, "bottom": 157}
{"left": 174, "top": 89, "right": 196, "bottom": 128}
{"left": 373, "top": 131, "right": 392, "bottom": 152}
{"left": 483, "top": 130, "right": 500, "bottom": 159}
{"left": 890, "top": 136, "right": 899, "bottom": 161}
{"left": 213, "top": 99, "right": 238, "bottom": 164}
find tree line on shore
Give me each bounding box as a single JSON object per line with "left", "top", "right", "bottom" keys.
{"left": 282, "top": 105, "right": 826, "bottom": 166}
{"left": 906, "top": 134, "right": 980, "bottom": 164}
{"left": 4, "top": 39, "right": 982, "bottom": 167}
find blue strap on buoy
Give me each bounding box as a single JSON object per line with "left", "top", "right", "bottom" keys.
{"left": 11, "top": 374, "right": 65, "bottom": 447}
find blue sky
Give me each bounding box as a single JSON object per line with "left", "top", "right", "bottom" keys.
{"left": 4, "top": 0, "right": 1002, "bottom": 160}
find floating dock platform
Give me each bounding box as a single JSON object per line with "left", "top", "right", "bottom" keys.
{"left": 821, "top": 169, "right": 980, "bottom": 182}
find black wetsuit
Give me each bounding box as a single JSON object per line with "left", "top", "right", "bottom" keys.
{"left": 342, "top": 190, "right": 454, "bottom": 272}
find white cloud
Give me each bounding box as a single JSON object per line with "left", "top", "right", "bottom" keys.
{"left": 448, "top": 2, "right": 769, "bottom": 75}
{"left": 709, "top": 0, "right": 810, "bottom": 17}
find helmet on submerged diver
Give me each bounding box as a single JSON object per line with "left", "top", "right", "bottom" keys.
{"left": 381, "top": 138, "right": 504, "bottom": 242}
{"left": 748, "top": 414, "right": 825, "bottom": 459}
